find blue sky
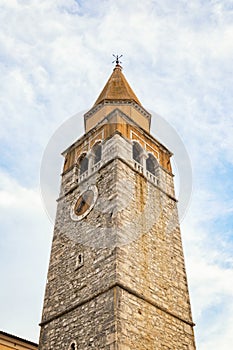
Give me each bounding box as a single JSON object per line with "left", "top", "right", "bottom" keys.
{"left": 0, "top": 0, "right": 233, "bottom": 348}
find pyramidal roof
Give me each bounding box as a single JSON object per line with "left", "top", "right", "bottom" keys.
{"left": 94, "top": 64, "right": 141, "bottom": 106}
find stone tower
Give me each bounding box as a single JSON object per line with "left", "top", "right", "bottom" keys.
{"left": 38, "top": 62, "right": 196, "bottom": 350}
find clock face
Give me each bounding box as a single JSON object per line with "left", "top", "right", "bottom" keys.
{"left": 74, "top": 190, "right": 94, "bottom": 216}
{"left": 70, "top": 185, "right": 98, "bottom": 221}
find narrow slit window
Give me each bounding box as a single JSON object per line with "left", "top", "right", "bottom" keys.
{"left": 69, "top": 341, "right": 77, "bottom": 350}
{"left": 75, "top": 252, "right": 84, "bottom": 269}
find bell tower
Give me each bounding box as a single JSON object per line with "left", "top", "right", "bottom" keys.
{"left": 38, "top": 61, "right": 196, "bottom": 349}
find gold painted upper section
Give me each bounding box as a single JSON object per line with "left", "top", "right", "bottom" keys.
{"left": 94, "top": 64, "right": 141, "bottom": 106}
{"left": 63, "top": 111, "right": 172, "bottom": 175}
{"left": 85, "top": 104, "right": 150, "bottom": 133}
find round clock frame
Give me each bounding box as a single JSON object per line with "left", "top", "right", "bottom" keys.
{"left": 70, "top": 185, "right": 98, "bottom": 221}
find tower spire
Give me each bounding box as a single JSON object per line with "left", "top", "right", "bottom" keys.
{"left": 94, "top": 56, "right": 141, "bottom": 106}
{"left": 84, "top": 57, "right": 151, "bottom": 132}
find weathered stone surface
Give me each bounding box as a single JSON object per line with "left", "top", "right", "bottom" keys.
{"left": 39, "top": 117, "right": 196, "bottom": 349}
{"left": 39, "top": 289, "right": 116, "bottom": 349}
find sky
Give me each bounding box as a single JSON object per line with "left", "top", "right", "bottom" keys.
{"left": 0, "top": 0, "right": 233, "bottom": 348}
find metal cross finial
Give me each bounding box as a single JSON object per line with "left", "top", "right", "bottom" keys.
{"left": 112, "top": 54, "right": 123, "bottom": 66}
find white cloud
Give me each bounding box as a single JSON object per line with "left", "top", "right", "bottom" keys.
{"left": 182, "top": 196, "right": 233, "bottom": 349}
{"left": 0, "top": 171, "right": 52, "bottom": 340}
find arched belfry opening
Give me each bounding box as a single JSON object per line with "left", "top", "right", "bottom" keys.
{"left": 92, "top": 141, "right": 102, "bottom": 164}
{"left": 132, "top": 141, "right": 143, "bottom": 164}
{"left": 78, "top": 153, "right": 88, "bottom": 175}
{"left": 146, "top": 153, "right": 159, "bottom": 176}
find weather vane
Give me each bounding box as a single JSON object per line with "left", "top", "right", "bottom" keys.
{"left": 112, "top": 54, "right": 123, "bottom": 66}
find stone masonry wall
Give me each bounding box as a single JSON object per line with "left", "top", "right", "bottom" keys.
{"left": 39, "top": 132, "right": 195, "bottom": 349}
{"left": 115, "top": 160, "right": 193, "bottom": 323}
{"left": 116, "top": 287, "right": 195, "bottom": 350}
{"left": 41, "top": 160, "right": 120, "bottom": 323}
{"left": 39, "top": 288, "right": 116, "bottom": 350}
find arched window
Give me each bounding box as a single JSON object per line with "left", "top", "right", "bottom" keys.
{"left": 146, "top": 153, "right": 158, "bottom": 175}
{"left": 93, "top": 142, "right": 102, "bottom": 164}
{"left": 132, "top": 141, "right": 143, "bottom": 164}
{"left": 79, "top": 153, "right": 88, "bottom": 175}
{"left": 69, "top": 341, "right": 77, "bottom": 350}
